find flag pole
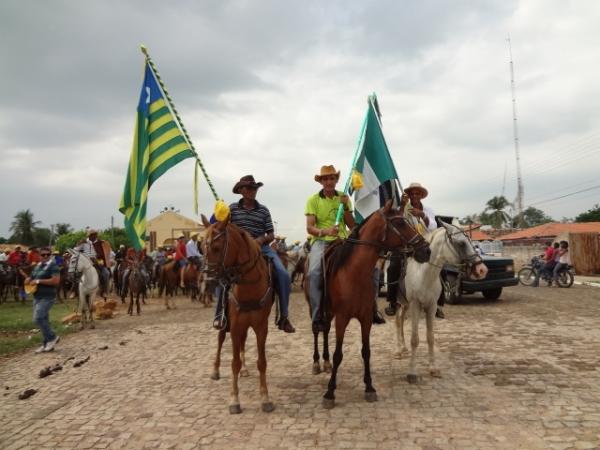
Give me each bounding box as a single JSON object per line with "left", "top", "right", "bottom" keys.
{"left": 140, "top": 45, "right": 220, "bottom": 202}
{"left": 334, "top": 93, "right": 372, "bottom": 225}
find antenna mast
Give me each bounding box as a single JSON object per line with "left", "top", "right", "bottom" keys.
{"left": 508, "top": 36, "right": 524, "bottom": 225}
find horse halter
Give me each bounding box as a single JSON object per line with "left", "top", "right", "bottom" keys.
{"left": 444, "top": 228, "right": 484, "bottom": 269}
{"left": 204, "top": 226, "right": 261, "bottom": 286}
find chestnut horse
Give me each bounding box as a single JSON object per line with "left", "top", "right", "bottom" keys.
{"left": 305, "top": 200, "right": 431, "bottom": 409}
{"left": 201, "top": 214, "right": 275, "bottom": 414}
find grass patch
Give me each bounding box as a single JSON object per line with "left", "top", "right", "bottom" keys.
{"left": 0, "top": 298, "right": 79, "bottom": 357}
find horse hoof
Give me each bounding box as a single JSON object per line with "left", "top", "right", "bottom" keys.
{"left": 323, "top": 361, "right": 332, "bottom": 373}
{"left": 210, "top": 372, "right": 220, "bottom": 381}
{"left": 322, "top": 398, "right": 335, "bottom": 409}
{"left": 312, "top": 363, "right": 321, "bottom": 375}
{"left": 261, "top": 402, "right": 275, "bottom": 413}
{"left": 240, "top": 369, "right": 249, "bottom": 377}
{"left": 229, "top": 404, "right": 242, "bottom": 414}
{"left": 406, "top": 374, "right": 419, "bottom": 384}
{"left": 429, "top": 369, "right": 442, "bottom": 378}
{"left": 365, "top": 391, "right": 378, "bottom": 403}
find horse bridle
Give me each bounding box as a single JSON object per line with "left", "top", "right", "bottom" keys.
{"left": 443, "top": 227, "right": 485, "bottom": 271}
{"left": 204, "top": 226, "right": 262, "bottom": 286}
{"left": 346, "top": 210, "right": 429, "bottom": 253}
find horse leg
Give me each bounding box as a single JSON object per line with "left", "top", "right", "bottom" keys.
{"left": 407, "top": 302, "right": 420, "bottom": 384}
{"left": 395, "top": 303, "right": 409, "bottom": 358}
{"left": 211, "top": 329, "right": 227, "bottom": 380}
{"left": 136, "top": 292, "right": 141, "bottom": 315}
{"left": 229, "top": 329, "right": 243, "bottom": 414}
{"left": 312, "top": 330, "right": 321, "bottom": 374}
{"left": 89, "top": 294, "right": 95, "bottom": 329}
{"left": 323, "top": 325, "right": 332, "bottom": 373}
{"left": 128, "top": 289, "right": 133, "bottom": 315}
{"left": 323, "top": 315, "right": 349, "bottom": 409}
{"left": 79, "top": 291, "right": 86, "bottom": 330}
{"left": 360, "top": 319, "right": 377, "bottom": 402}
{"left": 240, "top": 332, "right": 249, "bottom": 377}
{"left": 426, "top": 304, "right": 440, "bottom": 378}
{"left": 255, "top": 323, "right": 274, "bottom": 413}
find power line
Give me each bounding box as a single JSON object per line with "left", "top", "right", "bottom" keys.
{"left": 520, "top": 130, "right": 600, "bottom": 171}
{"left": 527, "top": 184, "right": 600, "bottom": 207}
{"left": 526, "top": 177, "right": 599, "bottom": 203}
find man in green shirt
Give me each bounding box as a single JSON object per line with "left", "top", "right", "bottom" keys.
{"left": 305, "top": 165, "right": 355, "bottom": 331}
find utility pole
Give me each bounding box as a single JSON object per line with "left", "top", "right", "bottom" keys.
{"left": 508, "top": 36, "right": 525, "bottom": 227}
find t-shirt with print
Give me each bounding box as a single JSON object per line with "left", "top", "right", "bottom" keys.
{"left": 31, "top": 260, "right": 60, "bottom": 299}
{"left": 305, "top": 190, "right": 353, "bottom": 243}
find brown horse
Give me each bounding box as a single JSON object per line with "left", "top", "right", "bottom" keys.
{"left": 305, "top": 200, "right": 431, "bottom": 409}
{"left": 127, "top": 261, "right": 145, "bottom": 315}
{"left": 183, "top": 258, "right": 202, "bottom": 302}
{"left": 201, "top": 214, "right": 275, "bottom": 414}
{"left": 159, "top": 260, "right": 178, "bottom": 309}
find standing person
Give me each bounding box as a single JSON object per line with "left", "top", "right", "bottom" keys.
{"left": 27, "top": 247, "right": 42, "bottom": 265}
{"left": 225, "top": 174, "right": 295, "bottom": 333}
{"left": 0, "top": 250, "right": 8, "bottom": 263}
{"left": 552, "top": 241, "right": 570, "bottom": 287}
{"left": 305, "top": 165, "right": 356, "bottom": 332}
{"left": 24, "top": 247, "right": 61, "bottom": 353}
{"left": 385, "top": 183, "right": 440, "bottom": 317}
{"left": 174, "top": 236, "right": 188, "bottom": 288}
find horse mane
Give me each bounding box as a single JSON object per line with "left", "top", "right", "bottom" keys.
{"left": 328, "top": 211, "right": 375, "bottom": 274}
{"left": 227, "top": 223, "right": 261, "bottom": 257}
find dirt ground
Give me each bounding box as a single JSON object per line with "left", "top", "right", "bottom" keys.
{"left": 1, "top": 283, "right": 599, "bottom": 449}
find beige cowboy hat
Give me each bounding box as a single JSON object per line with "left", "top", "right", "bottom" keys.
{"left": 232, "top": 175, "right": 264, "bottom": 194}
{"left": 314, "top": 165, "right": 341, "bottom": 183}
{"left": 404, "top": 182, "right": 428, "bottom": 198}
{"left": 87, "top": 229, "right": 98, "bottom": 237}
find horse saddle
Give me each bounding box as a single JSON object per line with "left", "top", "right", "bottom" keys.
{"left": 317, "top": 238, "right": 345, "bottom": 320}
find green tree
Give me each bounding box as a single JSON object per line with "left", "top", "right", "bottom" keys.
{"left": 460, "top": 214, "right": 479, "bottom": 225}
{"left": 9, "top": 209, "right": 40, "bottom": 245}
{"left": 575, "top": 204, "right": 600, "bottom": 222}
{"left": 33, "top": 227, "right": 52, "bottom": 247}
{"left": 55, "top": 231, "right": 87, "bottom": 253}
{"left": 514, "top": 206, "right": 553, "bottom": 228}
{"left": 482, "top": 196, "right": 511, "bottom": 229}
{"left": 0, "top": 237, "right": 7, "bottom": 244}
{"left": 99, "top": 227, "right": 132, "bottom": 249}
{"left": 53, "top": 223, "right": 73, "bottom": 236}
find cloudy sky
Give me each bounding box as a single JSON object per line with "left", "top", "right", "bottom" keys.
{"left": 1, "top": 0, "right": 599, "bottom": 242}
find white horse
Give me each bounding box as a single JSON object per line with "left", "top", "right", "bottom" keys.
{"left": 395, "top": 222, "right": 488, "bottom": 383}
{"left": 67, "top": 249, "right": 99, "bottom": 330}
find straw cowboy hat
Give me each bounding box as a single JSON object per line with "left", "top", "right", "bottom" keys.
{"left": 87, "top": 229, "right": 98, "bottom": 237}
{"left": 404, "top": 182, "right": 428, "bottom": 198}
{"left": 232, "top": 175, "right": 264, "bottom": 194}
{"left": 314, "top": 165, "right": 340, "bottom": 183}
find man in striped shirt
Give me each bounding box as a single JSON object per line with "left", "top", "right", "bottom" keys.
{"left": 228, "top": 175, "right": 295, "bottom": 333}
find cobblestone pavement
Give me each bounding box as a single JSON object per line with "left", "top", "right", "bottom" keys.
{"left": 1, "top": 284, "right": 599, "bottom": 449}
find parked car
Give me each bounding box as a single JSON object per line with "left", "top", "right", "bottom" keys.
{"left": 437, "top": 216, "right": 518, "bottom": 303}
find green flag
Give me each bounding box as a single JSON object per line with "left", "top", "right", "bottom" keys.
{"left": 350, "top": 95, "right": 401, "bottom": 223}
{"left": 119, "top": 62, "right": 194, "bottom": 249}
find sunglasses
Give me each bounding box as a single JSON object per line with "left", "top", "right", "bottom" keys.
{"left": 321, "top": 176, "right": 338, "bottom": 181}
{"left": 40, "top": 253, "right": 51, "bottom": 257}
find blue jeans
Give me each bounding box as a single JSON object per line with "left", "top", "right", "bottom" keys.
{"left": 33, "top": 297, "right": 56, "bottom": 345}
{"left": 261, "top": 245, "right": 291, "bottom": 318}
{"left": 307, "top": 240, "right": 327, "bottom": 322}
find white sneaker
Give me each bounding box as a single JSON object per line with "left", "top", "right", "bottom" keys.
{"left": 34, "top": 345, "right": 46, "bottom": 354}
{"left": 44, "top": 336, "right": 60, "bottom": 352}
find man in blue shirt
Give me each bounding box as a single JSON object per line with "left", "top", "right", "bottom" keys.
{"left": 227, "top": 175, "right": 295, "bottom": 333}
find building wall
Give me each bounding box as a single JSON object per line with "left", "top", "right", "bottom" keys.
{"left": 146, "top": 211, "right": 205, "bottom": 250}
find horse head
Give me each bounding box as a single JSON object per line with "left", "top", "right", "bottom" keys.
{"left": 368, "top": 200, "right": 431, "bottom": 263}
{"left": 201, "top": 214, "right": 258, "bottom": 284}
{"left": 438, "top": 222, "right": 488, "bottom": 279}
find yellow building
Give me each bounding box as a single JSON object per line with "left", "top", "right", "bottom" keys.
{"left": 146, "top": 211, "right": 206, "bottom": 250}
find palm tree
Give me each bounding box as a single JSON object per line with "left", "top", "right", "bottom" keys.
{"left": 9, "top": 209, "right": 40, "bottom": 245}
{"left": 484, "top": 196, "right": 511, "bottom": 229}
{"left": 53, "top": 223, "right": 73, "bottom": 236}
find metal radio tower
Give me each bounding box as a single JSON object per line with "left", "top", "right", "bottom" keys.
{"left": 508, "top": 36, "right": 524, "bottom": 225}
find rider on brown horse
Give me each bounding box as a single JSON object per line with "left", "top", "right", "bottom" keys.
{"left": 214, "top": 175, "right": 296, "bottom": 333}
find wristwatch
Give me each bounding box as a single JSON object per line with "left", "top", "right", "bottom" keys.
{"left": 36, "top": 279, "right": 40, "bottom": 285}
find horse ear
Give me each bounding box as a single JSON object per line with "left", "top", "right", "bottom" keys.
{"left": 382, "top": 199, "right": 393, "bottom": 214}
{"left": 440, "top": 221, "right": 453, "bottom": 232}
{"left": 200, "top": 214, "right": 210, "bottom": 228}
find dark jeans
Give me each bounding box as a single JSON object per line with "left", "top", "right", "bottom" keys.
{"left": 386, "top": 251, "right": 406, "bottom": 305}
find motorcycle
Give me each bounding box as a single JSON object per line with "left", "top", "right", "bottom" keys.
{"left": 518, "top": 255, "right": 574, "bottom": 288}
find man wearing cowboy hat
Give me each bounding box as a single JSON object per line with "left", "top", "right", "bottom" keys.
{"left": 385, "top": 182, "right": 444, "bottom": 317}
{"left": 225, "top": 175, "right": 295, "bottom": 333}
{"left": 305, "top": 165, "right": 357, "bottom": 331}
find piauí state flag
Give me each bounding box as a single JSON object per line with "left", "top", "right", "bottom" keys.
{"left": 119, "top": 62, "right": 194, "bottom": 249}
{"left": 350, "top": 95, "right": 402, "bottom": 223}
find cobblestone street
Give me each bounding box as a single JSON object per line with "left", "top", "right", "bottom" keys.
{"left": 1, "top": 284, "right": 599, "bottom": 449}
